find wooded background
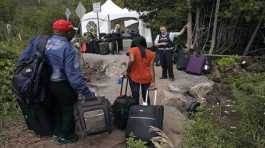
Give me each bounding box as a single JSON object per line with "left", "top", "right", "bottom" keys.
{"left": 0, "top": 0, "right": 264, "bottom": 55}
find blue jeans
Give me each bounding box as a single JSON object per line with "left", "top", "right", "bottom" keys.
{"left": 129, "top": 79, "right": 150, "bottom": 105}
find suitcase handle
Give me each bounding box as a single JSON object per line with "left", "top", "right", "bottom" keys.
{"left": 120, "top": 75, "right": 129, "bottom": 96}
{"left": 143, "top": 88, "right": 158, "bottom": 106}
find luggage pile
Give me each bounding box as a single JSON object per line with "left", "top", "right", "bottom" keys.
{"left": 176, "top": 49, "right": 210, "bottom": 75}
{"left": 74, "top": 76, "right": 164, "bottom": 146}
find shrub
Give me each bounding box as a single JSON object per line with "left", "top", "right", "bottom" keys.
{"left": 184, "top": 72, "right": 265, "bottom": 148}
{"left": 126, "top": 134, "right": 147, "bottom": 148}
{"left": 0, "top": 48, "right": 19, "bottom": 116}
{"left": 183, "top": 106, "right": 237, "bottom": 148}
{"left": 216, "top": 56, "right": 241, "bottom": 72}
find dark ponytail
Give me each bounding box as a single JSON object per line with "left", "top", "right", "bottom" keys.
{"left": 131, "top": 36, "right": 147, "bottom": 58}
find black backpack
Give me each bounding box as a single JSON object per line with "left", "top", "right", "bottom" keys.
{"left": 12, "top": 35, "right": 50, "bottom": 104}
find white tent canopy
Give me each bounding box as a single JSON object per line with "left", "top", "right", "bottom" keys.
{"left": 81, "top": 0, "right": 153, "bottom": 46}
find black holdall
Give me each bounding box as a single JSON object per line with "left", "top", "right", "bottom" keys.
{"left": 126, "top": 88, "right": 164, "bottom": 142}
{"left": 12, "top": 35, "right": 53, "bottom": 136}
{"left": 112, "top": 76, "right": 137, "bottom": 130}
{"left": 12, "top": 35, "right": 50, "bottom": 104}
{"left": 74, "top": 96, "right": 112, "bottom": 137}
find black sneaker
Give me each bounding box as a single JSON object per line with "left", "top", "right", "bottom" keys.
{"left": 56, "top": 134, "right": 79, "bottom": 145}
{"left": 160, "top": 77, "right": 167, "bottom": 79}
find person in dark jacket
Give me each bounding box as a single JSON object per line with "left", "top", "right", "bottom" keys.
{"left": 45, "top": 19, "right": 95, "bottom": 144}
{"left": 154, "top": 25, "right": 187, "bottom": 81}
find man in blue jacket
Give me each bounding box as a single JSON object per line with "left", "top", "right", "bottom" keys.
{"left": 20, "top": 19, "right": 95, "bottom": 144}
{"left": 46, "top": 19, "right": 95, "bottom": 144}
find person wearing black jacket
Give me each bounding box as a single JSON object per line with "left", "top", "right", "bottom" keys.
{"left": 154, "top": 25, "right": 187, "bottom": 81}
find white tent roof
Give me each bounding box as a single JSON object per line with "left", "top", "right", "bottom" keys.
{"left": 81, "top": 0, "right": 153, "bottom": 46}
{"left": 81, "top": 0, "right": 139, "bottom": 22}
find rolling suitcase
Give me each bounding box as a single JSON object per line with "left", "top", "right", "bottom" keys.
{"left": 176, "top": 48, "right": 189, "bottom": 70}
{"left": 99, "top": 42, "right": 110, "bottom": 55}
{"left": 74, "top": 96, "right": 112, "bottom": 137}
{"left": 112, "top": 76, "right": 137, "bottom": 130}
{"left": 185, "top": 53, "right": 206, "bottom": 75}
{"left": 126, "top": 89, "right": 164, "bottom": 142}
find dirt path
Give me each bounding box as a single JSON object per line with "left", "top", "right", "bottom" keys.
{"left": 1, "top": 54, "right": 212, "bottom": 148}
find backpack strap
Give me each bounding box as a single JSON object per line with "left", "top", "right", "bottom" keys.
{"left": 35, "top": 35, "right": 49, "bottom": 56}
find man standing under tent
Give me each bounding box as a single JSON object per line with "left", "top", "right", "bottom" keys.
{"left": 154, "top": 25, "right": 187, "bottom": 81}
{"left": 112, "top": 24, "right": 123, "bottom": 54}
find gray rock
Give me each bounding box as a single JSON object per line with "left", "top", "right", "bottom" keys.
{"left": 188, "top": 81, "right": 214, "bottom": 102}
{"left": 163, "top": 90, "right": 200, "bottom": 113}
{"left": 163, "top": 106, "right": 189, "bottom": 148}
{"left": 168, "top": 83, "right": 188, "bottom": 94}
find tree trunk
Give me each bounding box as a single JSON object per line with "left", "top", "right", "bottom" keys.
{"left": 209, "top": 0, "right": 221, "bottom": 55}
{"left": 194, "top": 7, "right": 200, "bottom": 50}
{"left": 186, "top": 0, "right": 193, "bottom": 52}
{"left": 243, "top": 19, "right": 263, "bottom": 56}
{"left": 202, "top": 5, "right": 214, "bottom": 51}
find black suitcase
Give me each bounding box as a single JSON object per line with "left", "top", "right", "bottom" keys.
{"left": 17, "top": 98, "right": 53, "bottom": 136}
{"left": 176, "top": 48, "right": 189, "bottom": 70}
{"left": 74, "top": 96, "right": 112, "bottom": 137}
{"left": 126, "top": 89, "right": 164, "bottom": 142}
{"left": 99, "top": 42, "right": 110, "bottom": 55}
{"left": 112, "top": 77, "right": 137, "bottom": 130}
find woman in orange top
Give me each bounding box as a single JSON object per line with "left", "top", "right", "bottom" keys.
{"left": 125, "top": 36, "right": 155, "bottom": 105}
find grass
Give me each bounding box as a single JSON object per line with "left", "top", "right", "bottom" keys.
{"left": 183, "top": 71, "right": 265, "bottom": 148}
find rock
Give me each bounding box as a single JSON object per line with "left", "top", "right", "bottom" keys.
{"left": 189, "top": 81, "right": 214, "bottom": 102}
{"left": 163, "top": 91, "right": 198, "bottom": 113}
{"left": 211, "top": 64, "right": 221, "bottom": 82}
{"left": 247, "top": 63, "right": 265, "bottom": 72}
{"left": 163, "top": 106, "right": 188, "bottom": 148}
{"left": 162, "top": 91, "right": 188, "bottom": 112}
{"left": 168, "top": 84, "right": 188, "bottom": 94}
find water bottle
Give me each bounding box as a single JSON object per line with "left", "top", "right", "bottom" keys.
{"left": 117, "top": 75, "right": 123, "bottom": 84}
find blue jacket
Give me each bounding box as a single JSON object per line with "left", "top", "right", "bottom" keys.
{"left": 19, "top": 35, "right": 94, "bottom": 97}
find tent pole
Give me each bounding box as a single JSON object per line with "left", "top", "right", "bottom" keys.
{"left": 97, "top": 12, "right": 100, "bottom": 39}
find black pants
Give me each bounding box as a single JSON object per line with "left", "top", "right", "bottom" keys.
{"left": 159, "top": 50, "right": 174, "bottom": 79}
{"left": 129, "top": 79, "right": 150, "bottom": 105}
{"left": 49, "top": 81, "right": 77, "bottom": 138}
{"left": 112, "top": 36, "right": 123, "bottom": 54}
{"left": 155, "top": 50, "right": 161, "bottom": 66}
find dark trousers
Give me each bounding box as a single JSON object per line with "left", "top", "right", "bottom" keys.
{"left": 49, "top": 81, "right": 77, "bottom": 138}
{"left": 155, "top": 50, "right": 161, "bottom": 66}
{"left": 159, "top": 50, "right": 174, "bottom": 79}
{"left": 129, "top": 79, "right": 150, "bottom": 105}
{"left": 111, "top": 33, "right": 123, "bottom": 54}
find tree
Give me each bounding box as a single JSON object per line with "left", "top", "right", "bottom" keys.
{"left": 209, "top": 0, "right": 221, "bottom": 54}
{"left": 186, "top": 0, "right": 193, "bottom": 51}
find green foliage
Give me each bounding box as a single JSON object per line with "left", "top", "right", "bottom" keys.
{"left": 225, "top": 0, "right": 265, "bottom": 22}
{"left": 230, "top": 73, "right": 265, "bottom": 148}
{"left": 216, "top": 56, "right": 240, "bottom": 71}
{"left": 185, "top": 72, "right": 265, "bottom": 148}
{"left": 183, "top": 106, "right": 237, "bottom": 148}
{"left": 0, "top": 48, "right": 19, "bottom": 116}
{"left": 126, "top": 134, "right": 147, "bottom": 148}
{"left": 125, "top": 0, "right": 187, "bottom": 31}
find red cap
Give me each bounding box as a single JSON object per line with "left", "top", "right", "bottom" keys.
{"left": 52, "top": 19, "right": 74, "bottom": 32}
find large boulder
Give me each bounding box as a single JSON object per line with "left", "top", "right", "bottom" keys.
{"left": 163, "top": 106, "right": 188, "bottom": 148}
{"left": 188, "top": 81, "right": 214, "bottom": 102}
